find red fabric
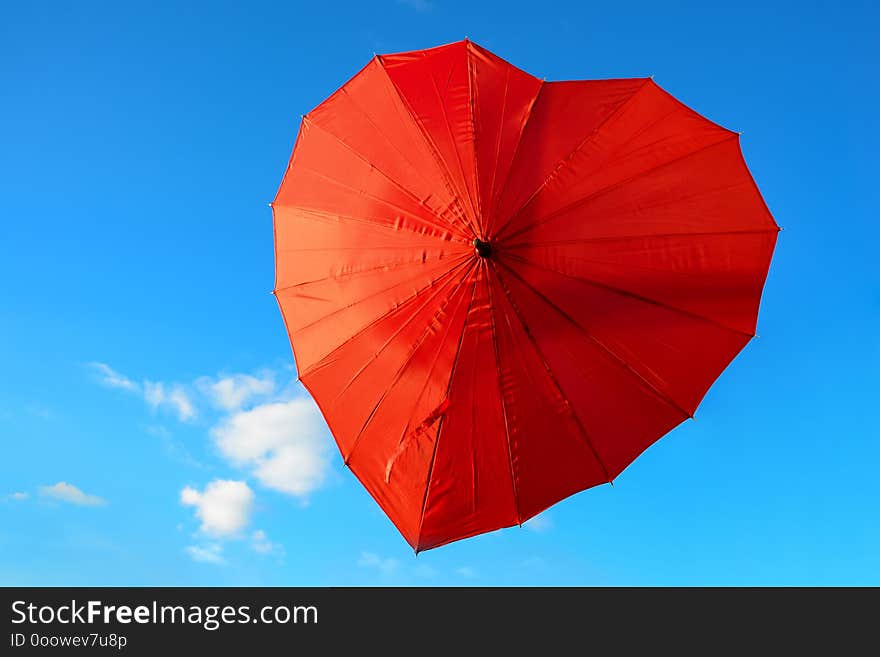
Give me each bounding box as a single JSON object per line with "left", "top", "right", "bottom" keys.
{"left": 272, "top": 40, "right": 779, "bottom": 551}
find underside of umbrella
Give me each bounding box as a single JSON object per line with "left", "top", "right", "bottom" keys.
{"left": 272, "top": 40, "right": 779, "bottom": 551}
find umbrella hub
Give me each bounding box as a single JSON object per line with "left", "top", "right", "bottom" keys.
{"left": 473, "top": 238, "right": 492, "bottom": 259}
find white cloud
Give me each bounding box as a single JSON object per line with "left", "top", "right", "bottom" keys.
{"left": 524, "top": 513, "right": 553, "bottom": 532}
{"left": 144, "top": 381, "right": 196, "bottom": 422}
{"left": 5, "top": 492, "right": 28, "bottom": 501}
{"left": 455, "top": 566, "right": 476, "bottom": 578}
{"left": 357, "top": 551, "right": 399, "bottom": 574}
{"left": 90, "top": 363, "right": 196, "bottom": 421}
{"left": 180, "top": 479, "right": 254, "bottom": 537}
{"left": 212, "top": 398, "right": 329, "bottom": 497}
{"left": 198, "top": 374, "right": 275, "bottom": 412}
{"left": 39, "top": 482, "right": 106, "bottom": 506}
{"left": 185, "top": 543, "right": 225, "bottom": 564}
{"left": 90, "top": 362, "right": 138, "bottom": 391}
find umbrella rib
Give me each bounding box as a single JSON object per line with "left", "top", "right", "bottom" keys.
{"left": 274, "top": 251, "right": 465, "bottom": 295}
{"left": 484, "top": 262, "right": 524, "bottom": 524}
{"left": 492, "top": 78, "right": 652, "bottom": 240}
{"left": 502, "top": 180, "right": 766, "bottom": 246}
{"left": 279, "top": 245, "right": 452, "bottom": 252}
{"left": 466, "top": 42, "right": 484, "bottom": 231}
{"left": 499, "top": 134, "right": 739, "bottom": 245}
{"left": 485, "top": 80, "right": 543, "bottom": 238}
{"left": 488, "top": 260, "right": 613, "bottom": 484}
{"left": 468, "top": 313, "right": 480, "bottom": 515}
{"left": 369, "top": 78, "right": 474, "bottom": 241}
{"left": 502, "top": 252, "right": 756, "bottom": 338}
{"left": 377, "top": 56, "right": 480, "bottom": 238}
{"left": 274, "top": 204, "right": 463, "bottom": 244}
{"left": 292, "top": 164, "right": 462, "bottom": 239}
{"left": 484, "top": 66, "right": 510, "bottom": 236}
{"left": 330, "top": 262, "right": 474, "bottom": 402}
{"left": 341, "top": 260, "right": 479, "bottom": 465}
{"left": 428, "top": 61, "right": 482, "bottom": 233}
{"left": 415, "top": 273, "right": 481, "bottom": 551}
{"left": 338, "top": 85, "right": 474, "bottom": 236}
{"left": 292, "top": 255, "right": 471, "bottom": 375}
{"left": 302, "top": 117, "right": 469, "bottom": 240}
{"left": 494, "top": 258, "right": 694, "bottom": 421}
{"left": 502, "top": 228, "right": 780, "bottom": 249}
{"left": 385, "top": 273, "right": 478, "bottom": 483}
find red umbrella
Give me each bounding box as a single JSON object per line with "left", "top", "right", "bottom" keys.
{"left": 272, "top": 40, "right": 778, "bottom": 551}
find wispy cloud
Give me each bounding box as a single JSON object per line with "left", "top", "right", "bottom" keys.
{"left": 39, "top": 482, "right": 106, "bottom": 506}
{"left": 185, "top": 543, "right": 225, "bottom": 565}
{"left": 251, "top": 529, "right": 284, "bottom": 557}
{"left": 90, "top": 362, "right": 196, "bottom": 422}
{"left": 358, "top": 551, "right": 399, "bottom": 575}
{"left": 90, "top": 362, "right": 139, "bottom": 392}
{"left": 4, "top": 492, "right": 28, "bottom": 501}
{"left": 180, "top": 479, "right": 254, "bottom": 538}
{"left": 143, "top": 381, "right": 196, "bottom": 422}
{"left": 455, "top": 566, "right": 476, "bottom": 578}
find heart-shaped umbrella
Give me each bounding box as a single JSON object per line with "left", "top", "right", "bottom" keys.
{"left": 272, "top": 40, "right": 779, "bottom": 551}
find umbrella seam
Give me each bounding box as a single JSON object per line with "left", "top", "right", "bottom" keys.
{"left": 502, "top": 228, "right": 780, "bottom": 249}
{"left": 484, "top": 65, "right": 510, "bottom": 237}
{"left": 485, "top": 80, "right": 543, "bottom": 238}
{"left": 416, "top": 270, "right": 481, "bottom": 551}
{"left": 295, "top": 256, "right": 473, "bottom": 378}
{"left": 484, "top": 262, "right": 524, "bottom": 525}
{"left": 274, "top": 252, "right": 464, "bottom": 295}
{"left": 427, "top": 58, "right": 482, "bottom": 234}
{"left": 466, "top": 42, "right": 485, "bottom": 234}
{"left": 366, "top": 64, "right": 475, "bottom": 234}
{"left": 302, "top": 116, "right": 470, "bottom": 239}
{"left": 282, "top": 253, "right": 470, "bottom": 338}
{"left": 377, "top": 56, "right": 480, "bottom": 238}
{"left": 273, "top": 204, "right": 464, "bottom": 244}
{"left": 499, "top": 133, "right": 739, "bottom": 245}
{"left": 338, "top": 83, "right": 474, "bottom": 235}
{"left": 495, "top": 258, "right": 694, "bottom": 420}
{"left": 341, "top": 260, "right": 479, "bottom": 465}
{"left": 291, "top": 164, "right": 462, "bottom": 238}
{"left": 492, "top": 77, "right": 653, "bottom": 239}
{"left": 489, "top": 260, "right": 613, "bottom": 484}
{"left": 332, "top": 262, "right": 477, "bottom": 403}
{"left": 502, "top": 251, "right": 758, "bottom": 339}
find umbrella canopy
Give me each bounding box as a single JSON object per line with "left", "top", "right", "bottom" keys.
{"left": 272, "top": 40, "right": 779, "bottom": 551}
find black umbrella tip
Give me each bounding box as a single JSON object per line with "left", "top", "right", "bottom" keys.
{"left": 473, "top": 238, "right": 492, "bottom": 258}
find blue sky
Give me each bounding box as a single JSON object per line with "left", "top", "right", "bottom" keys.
{"left": 1, "top": 0, "right": 877, "bottom": 586}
